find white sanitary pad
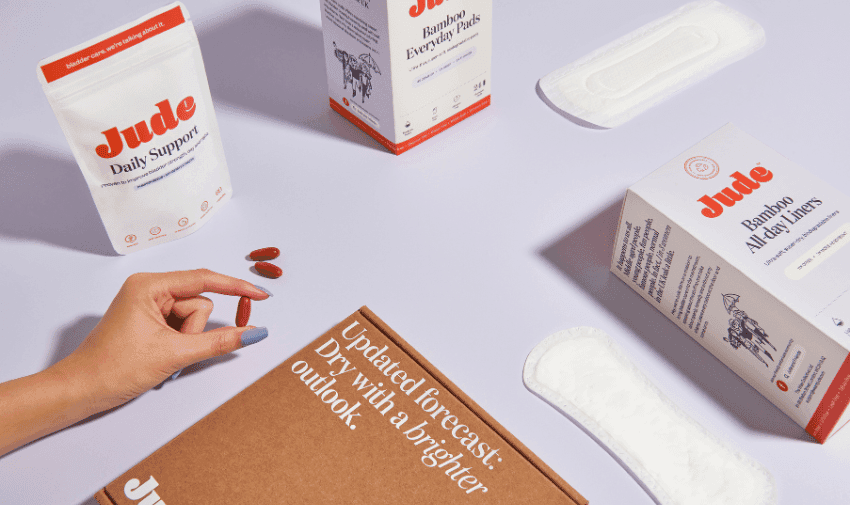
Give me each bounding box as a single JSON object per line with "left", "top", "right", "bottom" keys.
{"left": 538, "top": 1, "right": 765, "bottom": 128}
{"left": 523, "top": 327, "right": 777, "bottom": 505}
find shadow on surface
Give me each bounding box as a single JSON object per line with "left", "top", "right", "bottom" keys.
{"left": 197, "top": 5, "right": 380, "bottom": 150}
{"left": 535, "top": 80, "right": 609, "bottom": 130}
{"left": 0, "top": 395, "right": 138, "bottom": 463}
{"left": 77, "top": 497, "right": 98, "bottom": 505}
{"left": 539, "top": 199, "right": 811, "bottom": 441}
{"left": 0, "top": 145, "right": 115, "bottom": 255}
{"left": 46, "top": 315, "right": 101, "bottom": 368}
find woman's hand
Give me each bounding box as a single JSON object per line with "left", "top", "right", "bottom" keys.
{"left": 55, "top": 269, "right": 271, "bottom": 412}
{"left": 0, "top": 269, "right": 272, "bottom": 457}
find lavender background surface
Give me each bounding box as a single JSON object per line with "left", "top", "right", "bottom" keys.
{"left": 1, "top": 1, "right": 848, "bottom": 503}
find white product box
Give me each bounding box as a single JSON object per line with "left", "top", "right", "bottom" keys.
{"left": 611, "top": 124, "right": 850, "bottom": 443}
{"left": 319, "top": 0, "right": 492, "bottom": 154}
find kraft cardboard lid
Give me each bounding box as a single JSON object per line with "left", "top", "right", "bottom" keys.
{"left": 96, "top": 307, "right": 587, "bottom": 505}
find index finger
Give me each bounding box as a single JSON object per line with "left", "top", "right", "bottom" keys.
{"left": 154, "top": 269, "right": 271, "bottom": 300}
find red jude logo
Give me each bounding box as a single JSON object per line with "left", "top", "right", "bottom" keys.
{"left": 410, "top": 0, "right": 447, "bottom": 17}
{"left": 697, "top": 166, "right": 774, "bottom": 218}
{"left": 95, "top": 96, "right": 196, "bottom": 158}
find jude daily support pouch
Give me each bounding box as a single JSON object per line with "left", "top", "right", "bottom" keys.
{"left": 38, "top": 2, "right": 231, "bottom": 254}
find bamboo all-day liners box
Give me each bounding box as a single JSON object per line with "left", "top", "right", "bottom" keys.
{"left": 320, "top": 0, "right": 492, "bottom": 155}
{"left": 94, "top": 307, "right": 586, "bottom": 504}
{"left": 611, "top": 124, "right": 850, "bottom": 443}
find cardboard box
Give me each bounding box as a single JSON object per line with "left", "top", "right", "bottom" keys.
{"left": 94, "top": 307, "right": 586, "bottom": 504}
{"left": 319, "top": 0, "right": 492, "bottom": 154}
{"left": 611, "top": 124, "right": 850, "bottom": 443}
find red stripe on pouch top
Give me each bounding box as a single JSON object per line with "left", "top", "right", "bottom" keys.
{"left": 40, "top": 6, "right": 185, "bottom": 83}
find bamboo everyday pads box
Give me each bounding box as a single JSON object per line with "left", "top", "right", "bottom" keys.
{"left": 319, "top": 0, "right": 492, "bottom": 154}
{"left": 611, "top": 124, "right": 850, "bottom": 442}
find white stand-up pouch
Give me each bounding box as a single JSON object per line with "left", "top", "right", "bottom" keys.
{"left": 38, "top": 2, "right": 231, "bottom": 254}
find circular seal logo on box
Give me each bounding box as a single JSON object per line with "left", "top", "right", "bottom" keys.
{"left": 684, "top": 156, "right": 719, "bottom": 180}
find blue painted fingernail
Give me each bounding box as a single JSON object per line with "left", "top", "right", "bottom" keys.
{"left": 241, "top": 327, "right": 269, "bottom": 347}
{"left": 171, "top": 368, "right": 183, "bottom": 380}
{"left": 253, "top": 285, "right": 273, "bottom": 297}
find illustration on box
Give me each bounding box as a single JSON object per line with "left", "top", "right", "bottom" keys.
{"left": 722, "top": 293, "right": 777, "bottom": 367}
{"left": 333, "top": 42, "right": 381, "bottom": 104}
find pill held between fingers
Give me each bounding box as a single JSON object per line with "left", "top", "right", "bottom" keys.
{"left": 249, "top": 247, "right": 280, "bottom": 261}
{"left": 254, "top": 261, "right": 282, "bottom": 279}
{"left": 236, "top": 296, "right": 252, "bottom": 327}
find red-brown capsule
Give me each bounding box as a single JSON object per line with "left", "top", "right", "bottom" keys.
{"left": 236, "top": 296, "right": 251, "bottom": 327}
{"left": 255, "top": 261, "right": 282, "bottom": 279}
{"left": 249, "top": 247, "right": 280, "bottom": 261}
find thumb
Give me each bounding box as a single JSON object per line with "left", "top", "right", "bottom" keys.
{"left": 176, "top": 326, "right": 270, "bottom": 366}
